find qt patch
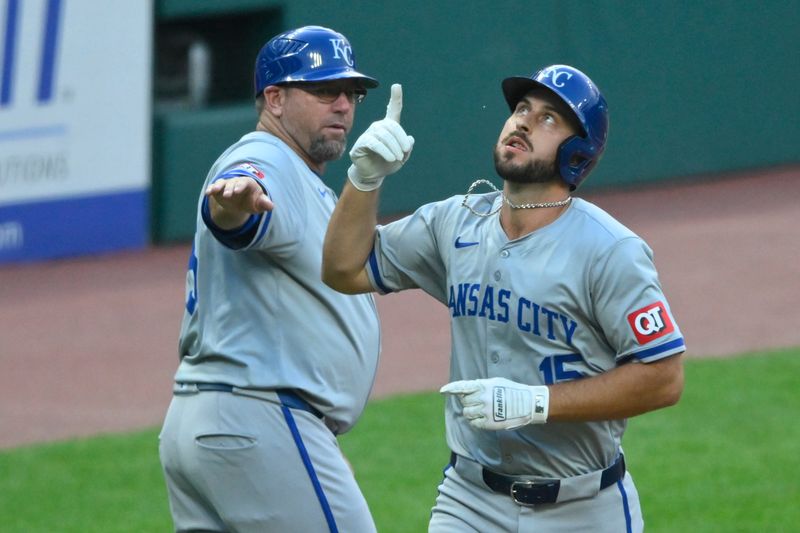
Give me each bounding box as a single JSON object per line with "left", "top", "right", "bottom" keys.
{"left": 627, "top": 301, "right": 674, "bottom": 344}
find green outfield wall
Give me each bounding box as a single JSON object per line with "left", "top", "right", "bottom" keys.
{"left": 152, "top": 0, "right": 799, "bottom": 242}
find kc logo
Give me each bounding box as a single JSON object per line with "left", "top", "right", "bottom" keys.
{"left": 543, "top": 68, "right": 573, "bottom": 88}
{"left": 329, "top": 39, "right": 353, "bottom": 66}
{"left": 627, "top": 301, "right": 675, "bottom": 344}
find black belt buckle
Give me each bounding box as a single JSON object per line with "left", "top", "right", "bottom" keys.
{"left": 476, "top": 452, "right": 625, "bottom": 506}
{"left": 509, "top": 479, "right": 561, "bottom": 506}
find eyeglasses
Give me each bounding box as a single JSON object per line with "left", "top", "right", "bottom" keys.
{"left": 284, "top": 82, "right": 367, "bottom": 104}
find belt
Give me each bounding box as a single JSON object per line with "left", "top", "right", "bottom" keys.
{"left": 451, "top": 452, "right": 625, "bottom": 506}
{"left": 177, "top": 382, "right": 323, "bottom": 419}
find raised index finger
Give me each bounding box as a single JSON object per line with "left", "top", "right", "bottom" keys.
{"left": 385, "top": 83, "right": 403, "bottom": 123}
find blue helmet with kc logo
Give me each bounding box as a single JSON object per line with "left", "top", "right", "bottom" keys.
{"left": 254, "top": 25, "right": 378, "bottom": 97}
{"left": 501, "top": 65, "right": 609, "bottom": 190}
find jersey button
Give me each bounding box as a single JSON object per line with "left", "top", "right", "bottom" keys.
{"left": 500, "top": 250, "right": 510, "bottom": 258}
{"left": 491, "top": 353, "right": 500, "bottom": 363}
{"left": 503, "top": 454, "right": 514, "bottom": 464}
{"left": 494, "top": 271, "right": 501, "bottom": 281}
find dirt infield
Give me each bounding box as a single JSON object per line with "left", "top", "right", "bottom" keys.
{"left": 1, "top": 166, "right": 797, "bottom": 449}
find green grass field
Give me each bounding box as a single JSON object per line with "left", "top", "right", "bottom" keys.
{"left": 1, "top": 348, "right": 798, "bottom": 532}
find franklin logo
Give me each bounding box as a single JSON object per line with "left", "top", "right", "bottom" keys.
{"left": 627, "top": 301, "right": 674, "bottom": 344}
{"left": 329, "top": 39, "right": 353, "bottom": 66}
{"left": 493, "top": 386, "right": 506, "bottom": 421}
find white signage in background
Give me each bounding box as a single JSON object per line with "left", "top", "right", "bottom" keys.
{"left": 0, "top": 0, "right": 152, "bottom": 262}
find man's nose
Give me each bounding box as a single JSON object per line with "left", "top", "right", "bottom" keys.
{"left": 331, "top": 92, "right": 355, "bottom": 111}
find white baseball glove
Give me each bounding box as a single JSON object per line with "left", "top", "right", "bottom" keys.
{"left": 440, "top": 377, "right": 550, "bottom": 430}
{"left": 347, "top": 84, "right": 415, "bottom": 191}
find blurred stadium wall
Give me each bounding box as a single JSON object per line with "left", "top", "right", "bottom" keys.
{"left": 2, "top": 0, "right": 797, "bottom": 260}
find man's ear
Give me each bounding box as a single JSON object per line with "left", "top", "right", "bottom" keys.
{"left": 263, "top": 86, "right": 285, "bottom": 117}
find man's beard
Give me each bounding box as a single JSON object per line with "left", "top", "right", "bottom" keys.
{"left": 309, "top": 135, "right": 346, "bottom": 162}
{"left": 493, "top": 145, "right": 559, "bottom": 185}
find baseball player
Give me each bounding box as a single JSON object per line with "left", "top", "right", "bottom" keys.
{"left": 322, "top": 66, "right": 685, "bottom": 532}
{"left": 158, "top": 26, "right": 391, "bottom": 532}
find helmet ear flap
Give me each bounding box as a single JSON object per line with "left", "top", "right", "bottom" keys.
{"left": 558, "top": 136, "right": 599, "bottom": 190}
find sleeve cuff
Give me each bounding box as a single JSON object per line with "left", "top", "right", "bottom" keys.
{"left": 627, "top": 337, "right": 686, "bottom": 363}
{"left": 367, "top": 249, "right": 393, "bottom": 294}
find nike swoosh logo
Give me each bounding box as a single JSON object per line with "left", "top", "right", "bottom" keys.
{"left": 318, "top": 187, "right": 328, "bottom": 197}
{"left": 454, "top": 237, "right": 480, "bottom": 248}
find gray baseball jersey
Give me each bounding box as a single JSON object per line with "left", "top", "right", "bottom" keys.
{"left": 367, "top": 191, "right": 685, "bottom": 477}
{"left": 174, "top": 131, "right": 381, "bottom": 433}
{"left": 160, "top": 131, "right": 380, "bottom": 531}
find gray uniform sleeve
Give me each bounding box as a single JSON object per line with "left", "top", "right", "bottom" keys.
{"left": 590, "top": 237, "right": 685, "bottom": 363}
{"left": 203, "top": 145, "right": 307, "bottom": 258}
{"left": 367, "top": 201, "right": 450, "bottom": 304}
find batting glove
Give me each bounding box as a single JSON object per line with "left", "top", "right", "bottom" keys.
{"left": 440, "top": 377, "right": 549, "bottom": 431}
{"left": 347, "top": 83, "right": 415, "bottom": 191}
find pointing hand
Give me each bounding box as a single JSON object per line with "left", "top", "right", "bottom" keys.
{"left": 347, "top": 84, "right": 415, "bottom": 192}
{"left": 205, "top": 177, "right": 273, "bottom": 229}
{"left": 440, "top": 377, "right": 550, "bottom": 431}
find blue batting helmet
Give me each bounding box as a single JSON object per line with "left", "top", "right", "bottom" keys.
{"left": 254, "top": 26, "right": 378, "bottom": 97}
{"left": 501, "top": 65, "right": 609, "bottom": 190}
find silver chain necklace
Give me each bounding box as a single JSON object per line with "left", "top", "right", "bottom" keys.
{"left": 461, "top": 179, "right": 572, "bottom": 217}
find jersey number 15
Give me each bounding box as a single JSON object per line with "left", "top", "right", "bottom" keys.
{"left": 539, "top": 354, "right": 585, "bottom": 385}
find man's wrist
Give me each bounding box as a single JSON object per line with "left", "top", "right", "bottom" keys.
{"left": 529, "top": 385, "right": 549, "bottom": 424}
{"left": 347, "top": 165, "right": 384, "bottom": 192}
